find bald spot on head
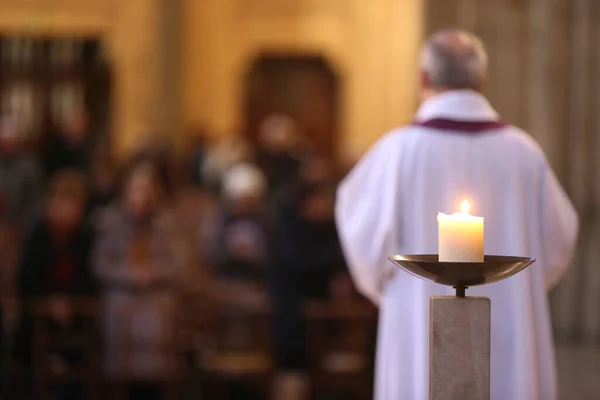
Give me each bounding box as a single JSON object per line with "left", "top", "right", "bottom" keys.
{"left": 420, "top": 29, "right": 488, "bottom": 91}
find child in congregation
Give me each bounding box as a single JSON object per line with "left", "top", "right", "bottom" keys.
{"left": 200, "top": 162, "right": 272, "bottom": 285}
{"left": 198, "top": 162, "right": 272, "bottom": 399}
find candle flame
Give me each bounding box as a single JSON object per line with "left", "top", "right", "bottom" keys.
{"left": 461, "top": 199, "right": 470, "bottom": 214}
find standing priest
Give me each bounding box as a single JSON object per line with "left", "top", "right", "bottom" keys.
{"left": 335, "top": 29, "right": 578, "bottom": 400}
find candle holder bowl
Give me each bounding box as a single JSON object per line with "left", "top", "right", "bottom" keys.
{"left": 388, "top": 255, "right": 535, "bottom": 297}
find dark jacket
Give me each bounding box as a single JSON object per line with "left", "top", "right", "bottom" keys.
{"left": 188, "top": 147, "right": 207, "bottom": 187}
{"left": 270, "top": 184, "right": 345, "bottom": 369}
{"left": 271, "top": 186, "right": 344, "bottom": 298}
{"left": 201, "top": 203, "right": 272, "bottom": 283}
{"left": 257, "top": 149, "right": 304, "bottom": 196}
{"left": 0, "top": 152, "right": 43, "bottom": 229}
{"left": 14, "top": 219, "right": 96, "bottom": 367}
{"left": 17, "top": 220, "right": 96, "bottom": 299}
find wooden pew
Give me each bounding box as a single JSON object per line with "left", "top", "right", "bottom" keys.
{"left": 31, "top": 296, "right": 100, "bottom": 400}
{"left": 192, "top": 282, "right": 274, "bottom": 399}
{"left": 304, "top": 299, "right": 378, "bottom": 400}
{"left": 107, "top": 297, "right": 182, "bottom": 400}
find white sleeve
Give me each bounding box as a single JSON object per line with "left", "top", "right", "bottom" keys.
{"left": 335, "top": 133, "right": 402, "bottom": 305}
{"left": 539, "top": 163, "right": 579, "bottom": 290}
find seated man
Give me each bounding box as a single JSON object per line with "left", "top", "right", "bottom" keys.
{"left": 271, "top": 177, "right": 347, "bottom": 371}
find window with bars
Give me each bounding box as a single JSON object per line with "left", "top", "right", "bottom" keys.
{"left": 0, "top": 36, "right": 111, "bottom": 150}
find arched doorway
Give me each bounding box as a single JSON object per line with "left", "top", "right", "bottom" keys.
{"left": 243, "top": 54, "right": 339, "bottom": 159}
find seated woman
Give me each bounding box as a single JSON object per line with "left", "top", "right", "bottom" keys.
{"left": 93, "top": 152, "right": 183, "bottom": 399}
{"left": 200, "top": 163, "right": 271, "bottom": 285}
{"left": 16, "top": 169, "right": 96, "bottom": 399}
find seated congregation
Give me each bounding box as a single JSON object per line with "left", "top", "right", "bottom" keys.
{"left": 0, "top": 113, "right": 376, "bottom": 400}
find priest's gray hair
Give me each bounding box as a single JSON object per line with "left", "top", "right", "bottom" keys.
{"left": 420, "top": 29, "right": 488, "bottom": 90}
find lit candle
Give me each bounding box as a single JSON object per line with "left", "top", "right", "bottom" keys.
{"left": 437, "top": 199, "right": 484, "bottom": 262}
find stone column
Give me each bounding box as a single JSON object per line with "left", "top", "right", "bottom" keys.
{"left": 109, "top": 0, "right": 163, "bottom": 159}
{"left": 430, "top": 296, "right": 490, "bottom": 400}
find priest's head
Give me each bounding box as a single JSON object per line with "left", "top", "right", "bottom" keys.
{"left": 419, "top": 29, "right": 488, "bottom": 100}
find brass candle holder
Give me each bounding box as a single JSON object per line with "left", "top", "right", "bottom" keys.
{"left": 388, "top": 254, "right": 535, "bottom": 297}
{"left": 388, "top": 254, "right": 535, "bottom": 400}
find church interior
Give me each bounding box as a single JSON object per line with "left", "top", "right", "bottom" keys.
{"left": 0, "top": 0, "right": 598, "bottom": 399}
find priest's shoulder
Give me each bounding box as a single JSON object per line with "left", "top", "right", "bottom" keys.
{"left": 372, "top": 126, "right": 418, "bottom": 148}
{"left": 502, "top": 125, "right": 549, "bottom": 164}
{"left": 361, "top": 126, "right": 438, "bottom": 158}
{"left": 371, "top": 124, "right": 445, "bottom": 148}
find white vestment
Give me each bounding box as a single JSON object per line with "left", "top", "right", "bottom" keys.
{"left": 335, "top": 90, "right": 578, "bottom": 400}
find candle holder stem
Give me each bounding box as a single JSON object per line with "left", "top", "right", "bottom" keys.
{"left": 454, "top": 285, "right": 467, "bottom": 298}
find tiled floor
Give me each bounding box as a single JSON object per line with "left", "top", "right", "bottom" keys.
{"left": 557, "top": 342, "right": 600, "bottom": 400}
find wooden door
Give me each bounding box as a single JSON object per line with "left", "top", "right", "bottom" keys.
{"left": 244, "top": 55, "right": 339, "bottom": 159}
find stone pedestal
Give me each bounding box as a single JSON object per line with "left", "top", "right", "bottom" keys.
{"left": 430, "top": 296, "right": 490, "bottom": 400}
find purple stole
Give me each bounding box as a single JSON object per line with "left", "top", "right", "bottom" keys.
{"left": 412, "top": 118, "right": 507, "bottom": 133}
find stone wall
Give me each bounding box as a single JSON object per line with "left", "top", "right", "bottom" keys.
{"left": 0, "top": 0, "right": 164, "bottom": 159}
{"left": 181, "top": 0, "right": 423, "bottom": 162}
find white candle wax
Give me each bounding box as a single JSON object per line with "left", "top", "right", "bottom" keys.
{"left": 437, "top": 200, "right": 484, "bottom": 262}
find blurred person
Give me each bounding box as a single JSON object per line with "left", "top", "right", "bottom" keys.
{"left": 200, "top": 162, "right": 271, "bottom": 400}
{"left": 200, "top": 163, "right": 271, "bottom": 284}
{"left": 93, "top": 153, "right": 184, "bottom": 400}
{"left": 187, "top": 127, "right": 209, "bottom": 188}
{"left": 298, "top": 156, "right": 336, "bottom": 187}
{"left": 16, "top": 169, "right": 96, "bottom": 400}
{"left": 256, "top": 114, "right": 311, "bottom": 196}
{"left": 44, "top": 107, "right": 91, "bottom": 177}
{"left": 137, "top": 145, "right": 176, "bottom": 198}
{"left": 0, "top": 116, "right": 43, "bottom": 231}
{"left": 18, "top": 169, "right": 95, "bottom": 301}
{"left": 336, "top": 29, "right": 578, "bottom": 400}
{"left": 0, "top": 216, "right": 19, "bottom": 396}
{"left": 0, "top": 220, "right": 18, "bottom": 304}
{"left": 271, "top": 179, "right": 346, "bottom": 371}
{"left": 88, "top": 145, "right": 116, "bottom": 214}
{"left": 202, "top": 135, "right": 253, "bottom": 194}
